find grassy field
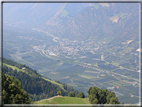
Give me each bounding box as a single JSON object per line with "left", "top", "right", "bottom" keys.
{"left": 3, "top": 63, "right": 25, "bottom": 73}
{"left": 33, "top": 96, "right": 90, "bottom": 104}
{"left": 42, "top": 77, "right": 63, "bottom": 89}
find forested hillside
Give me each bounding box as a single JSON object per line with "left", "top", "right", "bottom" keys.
{"left": 3, "top": 3, "right": 140, "bottom": 104}
{"left": 2, "top": 73, "right": 31, "bottom": 104}
{"left": 2, "top": 58, "right": 79, "bottom": 101}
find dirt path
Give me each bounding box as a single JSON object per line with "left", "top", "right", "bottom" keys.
{"left": 37, "top": 95, "right": 63, "bottom": 103}
{"left": 47, "top": 95, "right": 63, "bottom": 102}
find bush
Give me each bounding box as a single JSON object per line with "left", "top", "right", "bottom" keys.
{"left": 57, "top": 91, "right": 62, "bottom": 95}
{"left": 77, "top": 92, "right": 85, "bottom": 98}
{"left": 68, "top": 92, "right": 76, "bottom": 97}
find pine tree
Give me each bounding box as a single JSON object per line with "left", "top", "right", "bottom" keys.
{"left": 2, "top": 73, "right": 31, "bottom": 104}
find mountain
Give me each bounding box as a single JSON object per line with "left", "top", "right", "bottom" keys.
{"left": 48, "top": 3, "right": 139, "bottom": 42}
{"left": 47, "top": 3, "right": 139, "bottom": 70}
{"left": 3, "top": 3, "right": 89, "bottom": 29}
{"left": 3, "top": 3, "right": 139, "bottom": 42}
{"left": 2, "top": 58, "right": 79, "bottom": 101}
{"left": 3, "top": 3, "right": 140, "bottom": 104}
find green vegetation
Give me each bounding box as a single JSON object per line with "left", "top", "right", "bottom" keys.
{"left": 114, "top": 12, "right": 127, "bottom": 19}
{"left": 59, "top": 6, "right": 69, "bottom": 17}
{"left": 108, "top": 81, "right": 128, "bottom": 87}
{"left": 68, "top": 92, "right": 76, "bottom": 97}
{"left": 93, "top": 64, "right": 99, "bottom": 67}
{"left": 2, "top": 73, "right": 31, "bottom": 104}
{"left": 77, "top": 92, "right": 85, "bottom": 98}
{"left": 79, "top": 75, "right": 91, "bottom": 79}
{"left": 104, "top": 63, "right": 109, "bottom": 65}
{"left": 2, "top": 59, "right": 123, "bottom": 104}
{"left": 88, "top": 86, "right": 120, "bottom": 104}
{"left": 119, "top": 13, "right": 127, "bottom": 19}
{"left": 57, "top": 91, "right": 62, "bottom": 95}
{"left": 3, "top": 63, "right": 24, "bottom": 72}
{"left": 68, "top": 91, "right": 85, "bottom": 98}
{"left": 42, "top": 77, "right": 63, "bottom": 89}
{"left": 3, "top": 3, "right": 139, "bottom": 104}
{"left": 51, "top": 97, "right": 87, "bottom": 104}
{"left": 34, "top": 96, "right": 90, "bottom": 104}
{"left": 34, "top": 86, "right": 121, "bottom": 104}
{"left": 2, "top": 58, "right": 79, "bottom": 101}
{"left": 6, "top": 42, "right": 15, "bottom": 46}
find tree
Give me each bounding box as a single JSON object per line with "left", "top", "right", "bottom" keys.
{"left": 109, "top": 97, "right": 120, "bottom": 104}
{"left": 68, "top": 92, "right": 76, "bottom": 97}
{"left": 57, "top": 91, "right": 62, "bottom": 95}
{"left": 77, "top": 92, "right": 85, "bottom": 98}
{"left": 88, "top": 86, "right": 120, "bottom": 104}
{"left": 2, "top": 58, "right": 79, "bottom": 101}
{"left": 2, "top": 73, "right": 31, "bottom": 104}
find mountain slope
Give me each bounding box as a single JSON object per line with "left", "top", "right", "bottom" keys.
{"left": 49, "top": 3, "right": 139, "bottom": 42}
{"left": 3, "top": 3, "right": 89, "bottom": 29}
{"left": 46, "top": 3, "right": 139, "bottom": 70}
{"left": 2, "top": 3, "right": 140, "bottom": 104}
{"left": 2, "top": 73, "right": 31, "bottom": 104}
{"left": 2, "top": 58, "right": 79, "bottom": 101}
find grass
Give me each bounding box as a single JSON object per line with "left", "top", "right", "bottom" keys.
{"left": 111, "top": 62, "right": 119, "bottom": 66}
{"left": 79, "top": 75, "right": 91, "bottom": 79}
{"left": 10, "top": 54, "right": 35, "bottom": 67}
{"left": 34, "top": 99, "right": 51, "bottom": 104}
{"left": 3, "top": 63, "right": 25, "bottom": 73}
{"left": 42, "top": 77, "right": 63, "bottom": 89}
{"left": 6, "top": 42, "right": 15, "bottom": 46}
{"left": 34, "top": 96, "right": 90, "bottom": 104}
{"left": 107, "top": 80, "right": 129, "bottom": 87}
{"left": 84, "top": 70, "right": 99, "bottom": 73}
{"left": 120, "top": 87, "right": 132, "bottom": 93}
{"left": 93, "top": 64, "right": 99, "bottom": 67}
{"left": 119, "top": 13, "right": 127, "bottom": 19}
{"left": 67, "top": 83, "right": 78, "bottom": 87}
{"left": 51, "top": 97, "right": 86, "bottom": 104}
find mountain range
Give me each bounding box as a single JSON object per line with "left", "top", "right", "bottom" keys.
{"left": 3, "top": 3, "right": 140, "bottom": 104}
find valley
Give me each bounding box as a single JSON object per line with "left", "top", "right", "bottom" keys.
{"left": 3, "top": 27, "right": 140, "bottom": 104}
{"left": 3, "top": 3, "right": 140, "bottom": 104}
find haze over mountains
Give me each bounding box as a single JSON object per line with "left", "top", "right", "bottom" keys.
{"left": 3, "top": 3, "right": 140, "bottom": 104}
{"left": 4, "top": 3, "right": 139, "bottom": 47}
{"left": 3, "top": 3, "right": 89, "bottom": 29}
{"left": 4, "top": 3, "right": 139, "bottom": 69}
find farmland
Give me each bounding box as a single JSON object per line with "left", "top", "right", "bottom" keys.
{"left": 3, "top": 21, "right": 140, "bottom": 104}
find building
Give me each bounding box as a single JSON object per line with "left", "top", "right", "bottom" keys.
{"left": 22, "top": 67, "right": 26, "bottom": 70}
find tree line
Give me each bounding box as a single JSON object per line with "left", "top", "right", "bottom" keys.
{"left": 2, "top": 58, "right": 122, "bottom": 105}
{"left": 2, "top": 58, "right": 79, "bottom": 101}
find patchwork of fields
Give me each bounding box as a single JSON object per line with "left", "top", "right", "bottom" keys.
{"left": 9, "top": 50, "right": 140, "bottom": 104}
{"left": 3, "top": 29, "right": 140, "bottom": 104}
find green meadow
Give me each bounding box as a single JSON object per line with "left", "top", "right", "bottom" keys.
{"left": 33, "top": 96, "right": 90, "bottom": 104}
